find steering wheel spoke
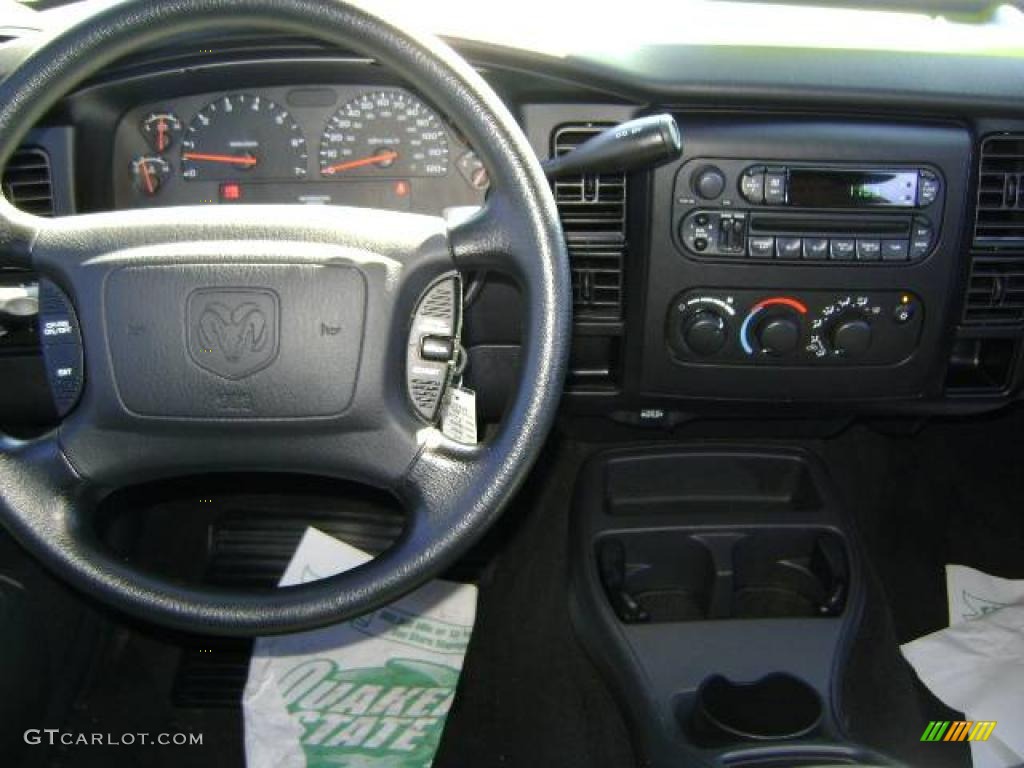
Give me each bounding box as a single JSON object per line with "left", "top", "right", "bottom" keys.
{"left": 0, "top": 200, "right": 40, "bottom": 270}
{"left": 0, "top": 431, "right": 111, "bottom": 600}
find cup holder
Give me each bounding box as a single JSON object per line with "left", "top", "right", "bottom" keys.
{"left": 689, "top": 673, "right": 823, "bottom": 747}
{"left": 596, "top": 529, "right": 848, "bottom": 623}
{"left": 597, "top": 533, "right": 714, "bottom": 623}
{"left": 732, "top": 531, "right": 848, "bottom": 619}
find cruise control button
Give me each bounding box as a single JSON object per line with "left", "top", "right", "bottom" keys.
{"left": 764, "top": 171, "right": 787, "bottom": 205}
{"left": 39, "top": 316, "right": 77, "bottom": 344}
{"left": 776, "top": 237, "right": 802, "bottom": 259}
{"left": 37, "top": 279, "right": 85, "bottom": 417}
{"left": 830, "top": 239, "right": 856, "bottom": 261}
{"left": 740, "top": 170, "right": 765, "bottom": 204}
{"left": 748, "top": 236, "right": 775, "bottom": 259}
{"left": 856, "top": 239, "right": 882, "bottom": 261}
{"left": 803, "top": 238, "right": 829, "bottom": 260}
{"left": 882, "top": 239, "right": 910, "bottom": 261}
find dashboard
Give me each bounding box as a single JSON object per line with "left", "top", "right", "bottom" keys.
{"left": 113, "top": 86, "right": 487, "bottom": 213}
{"left": 3, "top": 29, "right": 1024, "bottom": 432}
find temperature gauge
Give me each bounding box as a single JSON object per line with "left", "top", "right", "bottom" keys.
{"left": 140, "top": 112, "right": 182, "bottom": 153}
{"left": 131, "top": 156, "right": 170, "bottom": 197}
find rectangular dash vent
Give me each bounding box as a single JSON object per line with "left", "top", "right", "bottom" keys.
{"left": 975, "top": 134, "right": 1024, "bottom": 244}
{"left": 2, "top": 147, "right": 54, "bottom": 217}
{"left": 552, "top": 124, "right": 625, "bottom": 319}
{"left": 962, "top": 254, "right": 1024, "bottom": 325}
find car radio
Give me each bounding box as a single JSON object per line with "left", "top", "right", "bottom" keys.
{"left": 672, "top": 159, "right": 945, "bottom": 264}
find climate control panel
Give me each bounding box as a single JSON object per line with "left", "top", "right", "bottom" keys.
{"left": 667, "top": 289, "right": 923, "bottom": 366}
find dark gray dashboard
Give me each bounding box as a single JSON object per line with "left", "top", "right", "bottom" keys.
{"left": 2, "top": 31, "right": 1024, "bottom": 430}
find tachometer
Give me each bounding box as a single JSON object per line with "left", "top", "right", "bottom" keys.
{"left": 319, "top": 90, "right": 449, "bottom": 178}
{"left": 180, "top": 93, "right": 308, "bottom": 181}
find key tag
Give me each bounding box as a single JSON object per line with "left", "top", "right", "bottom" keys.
{"left": 441, "top": 386, "right": 478, "bottom": 444}
{"left": 441, "top": 346, "right": 477, "bottom": 444}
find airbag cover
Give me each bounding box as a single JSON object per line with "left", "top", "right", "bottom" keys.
{"left": 104, "top": 263, "right": 366, "bottom": 419}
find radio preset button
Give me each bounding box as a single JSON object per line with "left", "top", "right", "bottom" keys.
{"left": 748, "top": 236, "right": 775, "bottom": 259}
{"left": 882, "top": 239, "right": 910, "bottom": 261}
{"left": 740, "top": 169, "right": 765, "bottom": 204}
{"left": 910, "top": 219, "right": 933, "bottom": 259}
{"left": 917, "top": 171, "right": 940, "bottom": 206}
{"left": 776, "top": 237, "right": 802, "bottom": 259}
{"left": 764, "top": 170, "right": 787, "bottom": 205}
{"left": 910, "top": 237, "right": 931, "bottom": 259}
{"left": 856, "top": 239, "right": 882, "bottom": 261}
{"left": 830, "top": 239, "right": 856, "bottom": 261}
{"left": 803, "top": 238, "right": 829, "bottom": 260}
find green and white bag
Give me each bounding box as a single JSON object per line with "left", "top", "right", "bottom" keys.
{"left": 243, "top": 527, "right": 478, "bottom": 768}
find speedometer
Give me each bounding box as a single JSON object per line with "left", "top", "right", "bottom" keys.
{"left": 319, "top": 90, "right": 450, "bottom": 178}
{"left": 181, "top": 93, "right": 308, "bottom": 181}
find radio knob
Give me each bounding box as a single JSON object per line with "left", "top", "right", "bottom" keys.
{"left": 756, "top": 315, "right": 801, "bottom": 356}
{"left": 681, "top": 309, "right": 727, "bottom": 356}
{"left": 692, "top": 166, "right": 726, "bottom": 200}
{"left": 830, "top": 316, "right": 873, "bottom": 358}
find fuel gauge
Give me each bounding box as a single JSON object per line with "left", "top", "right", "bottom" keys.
{"left": 131, "top": 155, "right": 170, "bottom": 197}
{"left": 140, "top": 112, "right": 182, "bottom": 153}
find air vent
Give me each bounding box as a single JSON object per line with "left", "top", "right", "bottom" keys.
{"left": 2, "top": 147, "right": 54, "bottom": 217}
{"left": 963, "top": 255, "right": 1024, "bottom": 325}
{"left": 552, "top": 124, "right": 625, "bottom": 319}
{"left": 975, "top": 134, "right": 1024, "bottom": 244}
{"left": 962, "top": 134, "right": 1024, "bottom": 327}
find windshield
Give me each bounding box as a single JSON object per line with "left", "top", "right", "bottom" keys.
{"left": 8, "top": 0, "right": 1024, "bottom": 58}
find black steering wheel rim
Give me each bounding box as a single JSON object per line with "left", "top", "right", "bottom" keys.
{"left": 0, "top": 0, "right": 570, "bottom": 635}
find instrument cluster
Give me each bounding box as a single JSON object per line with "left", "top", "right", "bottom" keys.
{"left": 112, "top": 86, "right": 488, "bottom": 215}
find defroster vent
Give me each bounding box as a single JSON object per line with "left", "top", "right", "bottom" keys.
{"left": 552, "top": 125, "right": 626, "bottom": 320}
{"left": 2, "top": 147, "right": 54, "bottom": 217}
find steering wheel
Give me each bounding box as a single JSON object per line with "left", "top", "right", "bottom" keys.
{"left": 0, "top": 0, "right": 569, "bottom": 635}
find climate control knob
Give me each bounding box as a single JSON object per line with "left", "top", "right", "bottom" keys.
{"left": 830, "top": 316, "right": 872, "bottom": 357}
{"left": 740, "top": 297, "right": 808, "bottom": 357}
{"left": 681, "top": 309, "right": 727, "bottom": 356}
{"left": 756, "top": 315, "right": 801, "bottom": 356}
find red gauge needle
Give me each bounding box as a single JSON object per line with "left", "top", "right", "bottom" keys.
{"left": 139, "top": 160, "right": 155, "bottom": 195}
{"left": 182, "top": 152, "right": 258, "bottom": 167}
{"left": 322, "top": 150, "right": 398, "bottom": 175}
{"left": 156, "top": 120, "right": 168, "bottom": 152}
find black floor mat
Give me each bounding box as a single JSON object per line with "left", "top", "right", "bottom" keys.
{"left": 433, "top": 439, "right": 634, "bottom": 768}
{"left": 27, "top": 409, "right": 1024, "bottom": 768}
{"left": 30, "top": 445, "right": 633, "bottom": 768}
{"left": 820, "top": 413, "right": 1024, "bottom": 768}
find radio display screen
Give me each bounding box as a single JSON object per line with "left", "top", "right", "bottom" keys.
{"left": 787, "top": 169, "right": 918, "bottom": 208}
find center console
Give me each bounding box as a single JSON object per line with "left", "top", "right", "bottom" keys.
{"left": 640, "top": 117, "right": 972, "bottom": 402}
{"left": 569, "top": 446, "right": 895, "bottom": 768}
